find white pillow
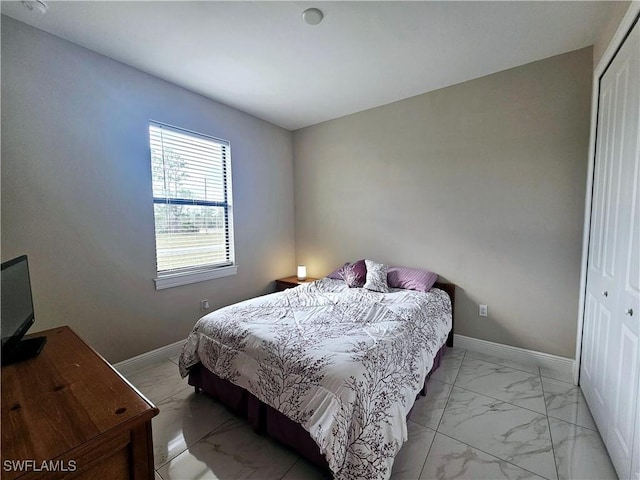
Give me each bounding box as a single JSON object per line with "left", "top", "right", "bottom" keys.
{"left": 363, "top": 259, "right": 390, "bottom": 293}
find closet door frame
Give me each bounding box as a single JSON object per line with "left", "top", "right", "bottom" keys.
{"left": 574, "top": 2, "right": 640, "bottom": 385}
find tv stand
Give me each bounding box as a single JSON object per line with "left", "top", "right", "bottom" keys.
{"left": 1, "top": 326, "right": 158, "bottom": 479}
{"left": 1, "top": 335, "right": 46, "bottom": 365}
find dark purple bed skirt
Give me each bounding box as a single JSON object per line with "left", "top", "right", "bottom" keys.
{"left": 187, "top": 343, "right": 448, "bottom": 472}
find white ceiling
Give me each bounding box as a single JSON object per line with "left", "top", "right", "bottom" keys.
{"left": 1, "top": 1, "right": 616, "bottom": 130}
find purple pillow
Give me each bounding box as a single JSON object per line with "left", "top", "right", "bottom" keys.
{"left": 326, "top": 259, "right": 367, "bottom": 287}
{"left": 327, "top": 263, "right": 348, "bottom": 279}
{"left": 387, "top": 266, "right": 438, "bottom": 292}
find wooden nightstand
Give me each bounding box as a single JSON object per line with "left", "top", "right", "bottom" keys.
{"left": 275, "top": 275, "right": 319, "bottom": 292}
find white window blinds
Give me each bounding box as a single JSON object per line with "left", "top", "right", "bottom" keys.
{"left": 149, "top": 122, "right": 234, "bottom": 277}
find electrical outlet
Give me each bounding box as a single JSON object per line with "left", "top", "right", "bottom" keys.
{"left": 201, "top": 299, "right": 210, "bottom": 310}
{"left": 479, "top": 304, "right": 488, "bottom": 317}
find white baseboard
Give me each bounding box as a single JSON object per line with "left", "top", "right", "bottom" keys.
{"left": 453, "top": 334, "right": 574, "bottom": 378}
{"left": 113, "top": 340, "right": 185, "bottom": 377}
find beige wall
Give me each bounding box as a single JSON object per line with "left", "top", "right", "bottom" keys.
{"left": 293, "top": 47, "right": 593, "bottom": 358}
{"left": 1, "top": 17, "right": 295, "bottom": 363}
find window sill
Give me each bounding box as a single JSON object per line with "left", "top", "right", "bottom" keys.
{"left": 154, "top": 265, "right": 237, "bottom": 290}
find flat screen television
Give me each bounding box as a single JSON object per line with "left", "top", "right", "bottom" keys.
{"left": 1, "top": 255, "right": 46, "bottom": 365}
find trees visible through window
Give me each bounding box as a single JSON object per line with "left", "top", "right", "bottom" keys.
{"left": 149, "top": 122, "right": 234, "bottom": 280}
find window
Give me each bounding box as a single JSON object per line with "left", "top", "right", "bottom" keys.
{"left": 149, "top": 122, "right": 236, "bottom": 289}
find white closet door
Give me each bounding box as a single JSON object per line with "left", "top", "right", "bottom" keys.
{"left": 581, "top": 58, "right": 619, "bottom": 433}
{"left": 607, "top": 18, "right": 640, "bottom": 479}
{"left": 581, "top": 18, "right": 640, "bottom": 480}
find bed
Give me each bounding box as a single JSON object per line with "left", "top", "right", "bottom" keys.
{"left": 179, "top": 275, "right": 454, "bottom": 480}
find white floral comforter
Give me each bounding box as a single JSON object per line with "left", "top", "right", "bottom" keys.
{"left": 179, "top": 277, "right": 452, "bottom": 480}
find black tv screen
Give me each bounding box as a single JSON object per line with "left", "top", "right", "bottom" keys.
{"left": 1, "top": 255, "right": 34, "bottom": 348}
{"left": 1, "top": 255, "right": 46, "bottom": 365}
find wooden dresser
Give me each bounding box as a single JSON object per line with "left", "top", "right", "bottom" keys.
{"left": 1, "top": 326, "right": 158, "bottom": 479}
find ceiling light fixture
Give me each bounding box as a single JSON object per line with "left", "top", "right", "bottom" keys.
{"left": 302, "top": 8, "right": 323, "bottom": 26}
{"left": 21, "top": 0, "right": 48, "bottom": 14}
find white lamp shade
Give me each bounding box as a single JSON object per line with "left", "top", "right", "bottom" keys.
{"left": 297, "top": 265, "right": 307, "bottom": 281}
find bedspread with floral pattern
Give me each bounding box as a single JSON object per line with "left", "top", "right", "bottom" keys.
{"left": 179, "top": 277, "right": 451, "bottom": 480}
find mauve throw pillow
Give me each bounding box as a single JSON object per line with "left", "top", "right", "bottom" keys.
{"left": 363, "top": 259, "right": 390, "bottom": 293}
{"left": 387, "top": 266, "right": 438, "bottom": 292}
{"left": 327, "top": 263, "right": 348, "bottom": 280}
{"left": 341, "top": 259, "right": 367, "bottom": 288}
{"left": 326, "top": 260, "right": 367, "bottom": 287}
{"left": 330, "top": 260, "right": 367, "bottom": 288}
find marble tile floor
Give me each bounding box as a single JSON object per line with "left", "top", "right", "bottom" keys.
{"left": 125, "top": 347, "right": 617, "bottom": 480}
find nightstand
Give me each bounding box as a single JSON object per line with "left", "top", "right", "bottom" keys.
{"left": 275, "top": 275, "right": 318, "bottom": 292}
